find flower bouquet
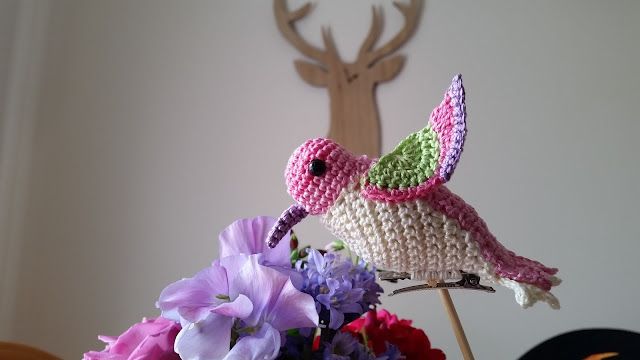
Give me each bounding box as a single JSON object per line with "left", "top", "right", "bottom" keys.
{"left": 84, "top": 217, "right": 445, "bottom": 360}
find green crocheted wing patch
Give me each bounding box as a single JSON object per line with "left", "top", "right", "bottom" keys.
{"left": 367, "top": 126, "right": 440, "bottom": 189}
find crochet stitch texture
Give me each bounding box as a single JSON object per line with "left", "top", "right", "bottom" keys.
{"left": 270, "top": 74, "right": 561, "bottom": 309}
{"left": 367, "top": 126, "right": 440, "bottom": 189}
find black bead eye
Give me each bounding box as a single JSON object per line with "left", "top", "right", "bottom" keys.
{"left": 308, "top": 159, "right": 327, "bottom": 177}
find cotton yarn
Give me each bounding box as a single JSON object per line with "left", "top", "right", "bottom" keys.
{"left": 322, "top": 182, "right": 560, "bottom": 309}
{"left": 267, "top": 74, "right": 561, "bottom": 309}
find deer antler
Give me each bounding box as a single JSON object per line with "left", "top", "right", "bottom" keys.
{"left": 358, "top": 0, "right": 422, "bottom": 67}
{"left": 273, "top": 0, "right": 327, "bottom": 64}
{"left": 358, "top": 6, "right": 384, "bottom": 59}
{"left": 274, "top": 0, "right": 422, "bottom": 157}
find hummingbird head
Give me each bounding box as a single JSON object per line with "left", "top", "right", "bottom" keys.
{"left": 285, "top": 138, "right": 369, "bottom": 215}
{"left": 265, "top": 138, "right": 370, "bottom": 248}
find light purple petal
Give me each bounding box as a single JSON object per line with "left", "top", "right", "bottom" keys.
{"left": 217, "top": 254, "right": 250, "bottom": 281}
{"left": 158, "top": 307, "right": 181, "bottom": 323}
{"left": 230, "top": 257, "right": 318, "bottom": 331}
{"left": 267, "top": 279, "right": 318, "bottom": 331}
{"left": 274, "top": 266, "right": 304, "bottom": 290}
{"left": 220, "top": 253, "right": 303, "bottom": 291}
{"left": 158, "top": 265, "right": 229, "bottom": 323}
{"left": 212, "top": 294, "right": 253, "bottom": 319}
{"left": 219, "top": 217, "right": 270, "bottom": 257}
{"left": 218, "top": 217, "right": 291, "bottom": 267}
{"left": 229, "top": 256, "right": 286, "bottom": 327}
{"left": 223, "top": 323, "right": 280, "bottom": 360}
{"left": 175, "top": 313, "right": 232, "bottom": 360}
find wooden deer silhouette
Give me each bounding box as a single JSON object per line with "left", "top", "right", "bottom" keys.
{"left": 274, "top": 0, "right": 422, "bottom": 157}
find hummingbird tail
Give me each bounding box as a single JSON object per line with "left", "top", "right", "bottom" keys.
{"left": 490, "top": 273, "right": 562, "bottom": 309}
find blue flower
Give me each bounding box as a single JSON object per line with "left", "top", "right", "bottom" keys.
{"left": 322, "top": 332, "right": 402, "bottom": 360}
{"left": 298, "top": 249, "right": 383, "bottom": 330}
{"left": 377, "top": 343, "right": 404, "bottom": 360}
{"left": 322, "top": 332, "right": 362, "bottom": 360}
{"left": 351, "top": 260, "right": 384, "bottom": 310}
{"left": 317, "top": 278, "right": 364, "bottom": 329}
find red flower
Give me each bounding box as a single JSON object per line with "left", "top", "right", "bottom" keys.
{"left": 343, "top": 309, "right": 445, "bottom": 360}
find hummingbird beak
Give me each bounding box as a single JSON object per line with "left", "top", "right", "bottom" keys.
{"left": 266, "top": 204, "right": 308, "bottom": 248}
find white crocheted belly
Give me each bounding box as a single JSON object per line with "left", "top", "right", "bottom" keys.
{"left": 321, "top": 186, "right": 487, "bottom": 281}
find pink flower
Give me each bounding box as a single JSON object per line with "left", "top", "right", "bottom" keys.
{"left": 83, "top": 317, "right": 180, "bottom": 360}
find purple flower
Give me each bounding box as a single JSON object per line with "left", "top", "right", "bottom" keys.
{"left": 219, "top": 216, "right": 302, "bottom": 288}
{"left": 298, "top": 249, "right": 383, "bottom": 329}
{"left": 351, "top": 260, "right": 384, "bottom": 310}
{"left": 323, "top": 332, "right": 359, "bottom": 359}
{"left": 317, "top": 278, "right": 364, "bottom": 329}
{"left": 305, "top": 249, "right": 352, "bottom": 282}
{"left": 322, "top": 332, "right": 392, "bottom": 360}
{"left": 277, "top": 331, "right": 318, "bottom": 359}
{"left": 157, "top": 262, "right": 253, "bottom": 325}
{"left": 378, "top": 344, "right": 404, "bottom": 360}
{"left": 322, "top": 333, "right": 405, "bottom": 360}
{"left": 218, "top": 216, "right": 291, "bottom": 268}
{"left": 158, "top": 256, "right": 318, "bottom": 360}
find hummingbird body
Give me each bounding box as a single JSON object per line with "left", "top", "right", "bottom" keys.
{"left": 322, "top": 182, "right": 487, "bottom": 282}
{"left": 322, "top": 181, "right": 560, "bottom": 308}
{"left": 268, "top": 75, "right": 561, "bottom": 308}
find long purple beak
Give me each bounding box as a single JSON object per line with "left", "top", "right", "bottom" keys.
{"left": 266, "top": 204, "right": 308, "bottom": 248}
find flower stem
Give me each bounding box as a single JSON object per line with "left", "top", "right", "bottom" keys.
{"left": 360, "top": 328, "right": 370, "bottom": 350}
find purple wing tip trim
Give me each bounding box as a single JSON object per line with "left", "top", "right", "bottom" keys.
{"left": 266, "top": 204, "right": 308, "bottom": 248}
{"left": 440, "top": 73, "right": 466, "bottom": 181}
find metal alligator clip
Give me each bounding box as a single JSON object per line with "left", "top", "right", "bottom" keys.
{"left": 379, "top": 271, "right": 495, "bottom": 296}
{"left": 377, "top": 270, "right": 412, "bottom": 283}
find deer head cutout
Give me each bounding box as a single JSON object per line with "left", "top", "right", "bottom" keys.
{"left": 274, "top": 0, "right": 422, "bottom": 157}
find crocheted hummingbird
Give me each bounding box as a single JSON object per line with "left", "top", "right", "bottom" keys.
{"left": 267, "top": 74, "right": 561, "bottom": 309}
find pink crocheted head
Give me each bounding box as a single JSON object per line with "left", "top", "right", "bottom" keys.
{"left": 285, "top": 138, "right": 370, "bottom": 215}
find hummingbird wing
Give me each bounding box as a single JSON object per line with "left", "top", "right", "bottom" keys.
{"left": 363, "top": 74, "right": 466, "bottom": 202}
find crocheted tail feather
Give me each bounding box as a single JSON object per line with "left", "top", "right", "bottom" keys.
{"left": 487, "top": 271, "right": 562, "bottom": 309}
{"left": 425, "top": 186, "right": 561, "bottom": 308}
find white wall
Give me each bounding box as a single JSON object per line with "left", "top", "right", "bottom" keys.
{"left": 0, "top": 0, "right": 19, "bottom": 340}
{"left": 0, "top": 1, "right": 18, "bottom": 103}
{"left": 1, "top": 0, "right": 49, "bottom": 340}
{"left": 4, "top": 0, "right": 640, "bottom": 359}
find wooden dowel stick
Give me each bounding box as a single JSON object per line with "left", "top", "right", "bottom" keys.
{"left": 439, "top": 289, "right": 475, "bottom": 360}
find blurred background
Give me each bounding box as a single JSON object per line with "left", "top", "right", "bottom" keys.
{"left": 1, "top": 0, "right": 639, "bottom": 359}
